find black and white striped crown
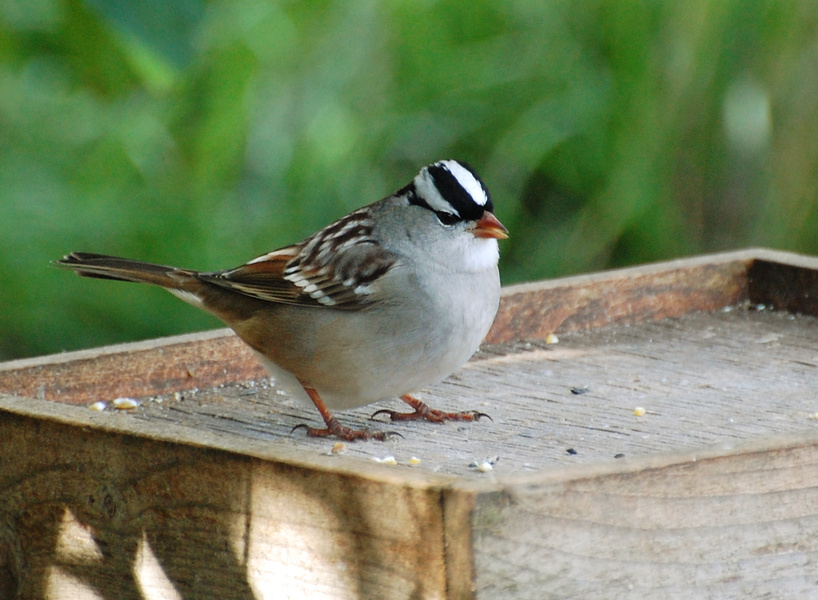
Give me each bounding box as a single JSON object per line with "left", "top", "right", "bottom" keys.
{"left": 408, "top": 160, "right": 493, "bottom": 223}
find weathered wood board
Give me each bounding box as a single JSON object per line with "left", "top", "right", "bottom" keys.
{"left": 2, "top": 248, "right": 818, "bottom": 598}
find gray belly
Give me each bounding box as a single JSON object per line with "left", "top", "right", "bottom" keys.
{"left": 237, "top": 269, "right": 500, "bottom": 410}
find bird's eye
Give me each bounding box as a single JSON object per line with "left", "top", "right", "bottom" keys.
{"left": 436, "top": 212, "right": 459, "bottom": 226}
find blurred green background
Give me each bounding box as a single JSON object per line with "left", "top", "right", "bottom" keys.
{"left": 2, "top": 0, "right": 818, "bottom": 361}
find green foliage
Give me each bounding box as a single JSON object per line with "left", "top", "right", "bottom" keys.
{"left": 1, "top": 0, "right": 817, "bottom": 359}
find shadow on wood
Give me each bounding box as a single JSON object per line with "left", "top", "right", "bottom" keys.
{"left": 1, "top": 412, "right": 451, "bottom": 599}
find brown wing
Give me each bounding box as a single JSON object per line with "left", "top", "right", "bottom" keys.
{"left": 197, "top": 247, "right": 306, "bottom": 304}
{"left": 197, "top": 223, "right": 398, "bottom": 310}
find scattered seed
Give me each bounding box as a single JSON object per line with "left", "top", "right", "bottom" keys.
{"left": 89, "top": 401, "right": 107, "bottom": 411}
{"left": 112, "top": 397, "right": 139, "bottom": 410}
{"left": 470, "top": 456, "right": 499, "bottom": 470}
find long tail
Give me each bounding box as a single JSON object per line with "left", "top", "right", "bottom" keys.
{"left": 56, "top": 251, "right": 270, "bottom": 327}
{"left": 55, "top": 252, "right": 197, "bottom": 289}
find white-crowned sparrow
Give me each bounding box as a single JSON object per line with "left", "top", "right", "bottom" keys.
{"left": 57, "top": 160, "right": 508, "bottom": 440}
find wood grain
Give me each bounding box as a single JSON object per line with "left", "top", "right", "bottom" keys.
{"left": 0, "top": 329, "right": 265, "bottom": 406}
{"left": 0, "top": 410, "right": 454, "bottom": 600}
{"left": 487, "top": 250, "right": 754, "bottom": 344}
{"left": 471, "top": 434, "right": 818, "bottom": 599}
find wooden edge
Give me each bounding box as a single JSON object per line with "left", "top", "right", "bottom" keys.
{"left": 0, "top": 393, "right": 456, "bottom": 490}
{"left": 0, "top": 328, "right": 236, "bottom": 371}
{"left": 749, "top": 253, "right": 818, "bottom": 314}
{"left": 0, "top": 328, "right": 266, "bottom": 405}
{"left": 450, "top": 425, "right": 818, "bottom": 498}
{"left": 460, "top": 421, "right": 818, "bottom": 597}
{"left": 487, "top": 248, "right": 762, "bottom": 343}
{"left": 0, "top": 394, "right": 480, "bottom": 597}
{"left": 489, "top": 247, "right": 818, "bottom": 343}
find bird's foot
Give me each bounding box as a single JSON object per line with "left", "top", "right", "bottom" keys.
{"left": 295, "top": 379, "right": 401, "bottom": 441}
{"left": 371, "top": 395, "right": 492, "bottom": 423}
{"left": 291, "top": 419, "right": 400, "bottom": 442}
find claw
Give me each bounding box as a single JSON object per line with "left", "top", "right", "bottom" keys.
{"left": 370, "top": 408, "right": 400, "bottom": 421}
{"left": 465, "top": 410, "right": 493, "bottom": 422}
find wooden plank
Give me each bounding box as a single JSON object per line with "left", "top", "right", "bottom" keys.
{"left": 468, "top": 431, "right": 818, "bottom": 599}
{"left": 0, "top": 329, "right": 265, "bottom": 406}
{"left": 0, "top": 407, "right": 456, "bottom": 600}
{"left": 486, "top": 249, "right": 756, "bottom": 344}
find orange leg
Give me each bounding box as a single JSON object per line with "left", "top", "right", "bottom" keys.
{"left": 371, "top": 394, "right": 491, "bottom": 423}
{"left": 293, "top": 380, "right": 392, "bottom": 441}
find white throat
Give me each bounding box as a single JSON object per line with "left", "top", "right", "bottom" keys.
{"left": 463, "top": 238, "right": 500, "bottom": 272}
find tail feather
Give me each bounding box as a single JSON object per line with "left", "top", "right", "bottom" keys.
{"left": 55, "top": 252, "right": 196, "bottom": 289}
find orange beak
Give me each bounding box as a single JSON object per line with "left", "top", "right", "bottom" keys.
{"left": 473, "top": 211, "right": 509, "bottom": 240}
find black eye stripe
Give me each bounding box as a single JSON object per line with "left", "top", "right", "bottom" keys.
{"left": 435, "top": 211, "right": 459, "bottom": 226}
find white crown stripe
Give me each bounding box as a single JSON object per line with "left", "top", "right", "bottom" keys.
{"left": 413, "top": 169, "right": 460, "bottom": 216}
{"left": 439, "top": 160, "right": 488, "bottom": 207}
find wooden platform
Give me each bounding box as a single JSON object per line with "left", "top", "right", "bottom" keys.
{"left": 2, "top": 248, "right": 818, "bottom": 598}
